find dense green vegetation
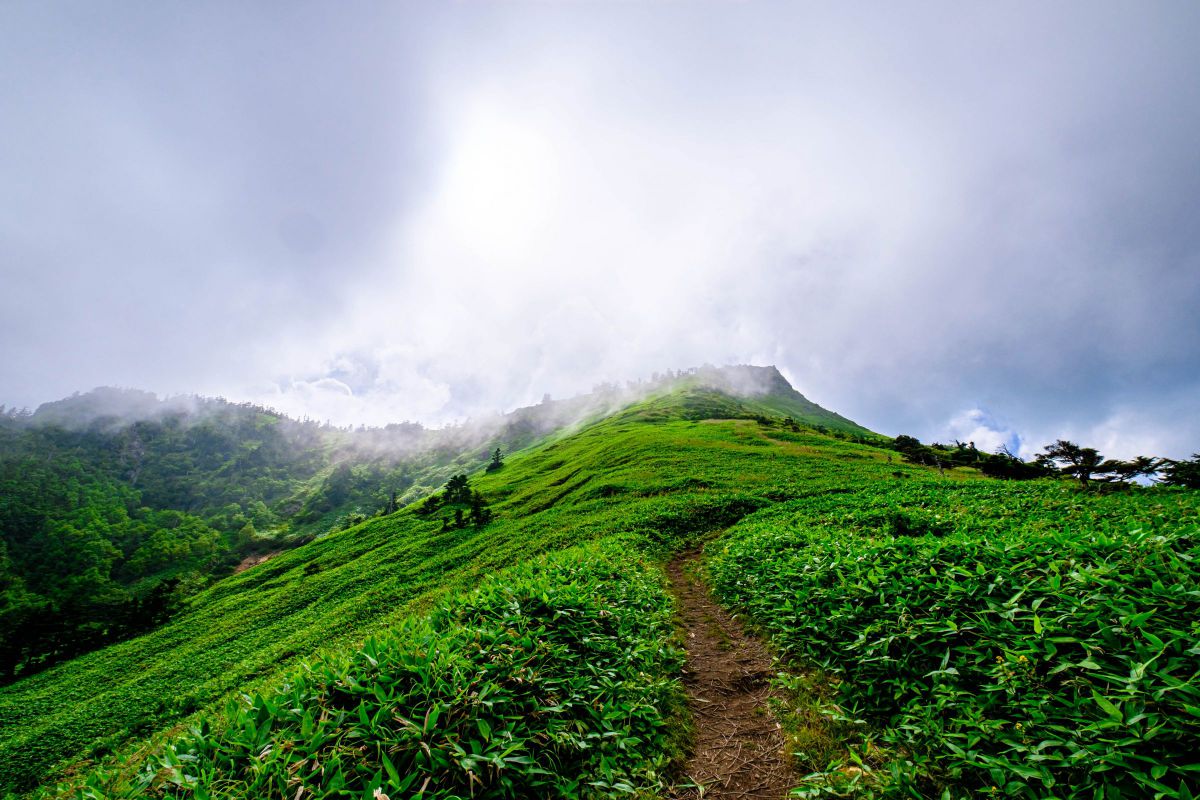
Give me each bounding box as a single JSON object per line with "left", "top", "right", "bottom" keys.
{"left": 70, "top": 542, "right": 684, "bottom": 800}
{"left": 0, "top": 439, "right": 222, "bottom": 678}
{"left": 2, "top": 367, "right": 1196, "bottom": 799}
{"left": 0, "top": 394, "right": 594, "bottom": 678}
{"left": 0, "top": 370, "right": 865, "bottom": 680}
{"left": 1161, "top": 454, "right": 1200, "bottom": 488}
{"left": 2, "top": 375, "right": 886, "bottom": 797}
{"left": 709, "top": 482, "right": 1200, "bottom": 798}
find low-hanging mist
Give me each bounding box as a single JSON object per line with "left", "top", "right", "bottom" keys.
{"left": 2, "top": 3, "right": 1198, "bottom": 459}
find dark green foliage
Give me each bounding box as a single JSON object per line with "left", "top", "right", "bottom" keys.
{"left": 432, "top": 475, "right": 495, "bottom": 530}
{"left": 1161, "top": 454, "right": 1200, "bottom": 488}
{"left": 0, "top": 396, "right": 341, "bottom": 675}
{"left": 419, "top": 493, "right": 443, "bottom": 515}
{"left": 380, "top": 490, "right": 399, "bottom": 516}
{"left": 0, "top": 447, "right": 219, "bottom": 680}
{"left": 1107, "top": 455, "right": 1165, "bottom": 483}
{"left": 881, "top": 507, "right": 951, "bottom": 537}
{"left": 1037, "top": 440, "right": 1107, "bottom": 486}
{"left": 486, "top": 446, "right": 504, "bottom": 472}
{"left": 339, "top": 512, "right": 367, "bottom": 531}
{"left": 0, "top": 389, "right": 548, "bottom": 674}
{"left": 710, "top": 482, "right": 1200, "bottom": 798}
{"left": 443, "top": 474, "right": 471, "bottom": 505}
{"left": 979, "top": 448, "right": 1050, "bottom": 480}
{"left": 1038, "top": 440, "right": 1164, "bottom": 487}
{"left": 65, "top": 544, "right": 683, "bottom": 800}
{"left": 890, "top": 435, "right": 1052, "bottom": 480}
{"left": 468, "top": 490, "right": 493, "bottom": 528}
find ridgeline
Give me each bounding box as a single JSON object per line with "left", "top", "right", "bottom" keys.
{"left": 1, "top": 366, "right": 1196, "bottom": 799}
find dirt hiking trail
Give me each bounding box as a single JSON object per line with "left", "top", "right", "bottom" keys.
{"left": 668, "top": 553, "right": 795, "bottom": 799}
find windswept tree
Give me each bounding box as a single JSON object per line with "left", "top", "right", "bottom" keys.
{"left": 1037, "top": 440, "right": 1107, "bottom": 486}
{"left": 1161, "top": 454, "right": 1200, "bottom": 488}
{"left": 980, "top": 445, "right": 1050, "bottom": 480}
{"left": 1105, "top": 455, "right": 1163, "bottom": 483}
{"left": 1038, "top": 440, "right": 1162, "bottom": 486}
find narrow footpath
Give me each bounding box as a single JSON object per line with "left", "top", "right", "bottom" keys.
{"left": 668, "top": 553, "right": 795, "bottom": 799}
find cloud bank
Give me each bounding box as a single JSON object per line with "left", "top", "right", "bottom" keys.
{"left": 2, "top": 2, "right": 1198, "bottom": 458}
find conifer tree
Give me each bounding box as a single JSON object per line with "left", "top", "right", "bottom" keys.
{"left": 468, "top": 490, "right": 493, "bottom": 528}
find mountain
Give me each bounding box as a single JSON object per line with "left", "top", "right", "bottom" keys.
{"left": 0, "top": 367, "right": 867, "bottom": 682}
{"left": 1, "top": 368, "right": 1194, "bottom": 799}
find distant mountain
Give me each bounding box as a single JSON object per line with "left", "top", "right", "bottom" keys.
{"left": 28, "top": 386, "right": 192, "bottom": 430}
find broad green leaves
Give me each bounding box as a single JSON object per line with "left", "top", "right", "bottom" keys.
{"left": 710, "top": 482, "right": 1200, "bottom": 798}
{"left": 66, "top": 544, "right": 684, "bottom": 799}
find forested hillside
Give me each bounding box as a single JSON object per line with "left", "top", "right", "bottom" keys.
{"left": 0, "top": 389, "right": 545, "bottom": 678}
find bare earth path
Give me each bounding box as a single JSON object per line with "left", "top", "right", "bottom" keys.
{"left": 668, "top": 553, "right": 795, "bottom": 799}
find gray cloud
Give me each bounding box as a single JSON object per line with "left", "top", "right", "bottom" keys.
{"left": 2, "top": 2, "right": 1198, "bottom": 459}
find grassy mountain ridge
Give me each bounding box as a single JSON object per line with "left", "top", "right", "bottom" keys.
{"left": 4, "top": 370, "right": 1194, "bottom": 798}
{"left": 0, "top": 379, "right": 894, "bottom": 796}
{"left": 0, "top": 365, "right": 868, "bottom": 684}
{"left": 5, "top": 370, "right": 843, "bottom": 679}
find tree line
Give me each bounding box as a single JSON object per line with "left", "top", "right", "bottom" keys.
{"left": 888, "top": 433, "right": 1200, "bottom": 488}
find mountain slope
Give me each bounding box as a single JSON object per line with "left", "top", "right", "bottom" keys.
{"left": 0, "top": 367, "right": 868, "bottom": 681}
{"left": 0, "top": 382, "right": 899, "bottom": 795}
{"left": 3, "top": 375, "right": 1197, "bottom": 799}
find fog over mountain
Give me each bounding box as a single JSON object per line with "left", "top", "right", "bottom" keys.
{"left": 2, "top": 2, "right": 1198, "bottom": 458}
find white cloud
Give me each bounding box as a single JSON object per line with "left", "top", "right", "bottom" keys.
{"left": 946, "top": 408, "right": 1021, "bottom": 455}
{"left": 2, "top": 3, "right": 1198, "bottom": 455}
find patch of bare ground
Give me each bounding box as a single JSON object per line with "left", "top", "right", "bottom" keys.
{"left": 668, "top": 553, "right": 795, "bottom": 799}
{"left": 232, "top": 550, "right": 280, "bottom": 573}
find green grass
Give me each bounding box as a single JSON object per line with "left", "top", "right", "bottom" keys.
{"left": 0, "top": 391, "right": 919, "bottom": 797}
{"left": 6, "top": 385, "right": 1197, "bottom": 800}
{"left": 708, "top": 482, "right": 1200, "bottom": 798}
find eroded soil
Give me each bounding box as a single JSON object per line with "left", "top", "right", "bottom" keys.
{"left": 668, "top": 553, "right": 795, "bottom": 799}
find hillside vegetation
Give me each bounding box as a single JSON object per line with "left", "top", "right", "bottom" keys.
{"left": 0, "top": 366, "right": 865, "bottom": 680}
{"left": 1, "top": 369, "right": 1196, "bottom": 799}
{"left": 1, "top": 373, "right": 885, "bottom": 796}
{"left": 710, "top": 482, "right": 1200, "bottom": 798}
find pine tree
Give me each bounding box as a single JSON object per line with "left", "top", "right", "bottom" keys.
{"left": 468, "top": 490, "right": 493, "bottom": 528}
{"left": 444, "top": 474, "right": 470, "bottom": 504}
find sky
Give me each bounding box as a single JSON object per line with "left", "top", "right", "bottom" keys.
{"left": 2, "top": 2, "right": 1199, "bottom": 459}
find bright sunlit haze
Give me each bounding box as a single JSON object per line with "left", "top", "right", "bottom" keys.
{"left": 3, "top": 3, "right": 1199, "bottom": 459}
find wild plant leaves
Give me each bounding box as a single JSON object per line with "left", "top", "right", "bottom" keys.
{"left": 709, "top": 482, "right": 1200, "bottom": 798}
{"left": 71, "top": 545, "right": 684, "bottom": 799}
